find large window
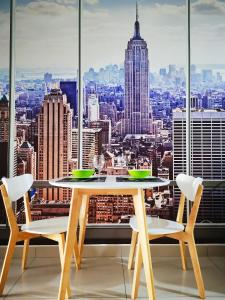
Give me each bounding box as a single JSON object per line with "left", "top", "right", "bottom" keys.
{"left": 2, "top": 0, "right": 225, "bottom": 228}
{"left": 190, "top": 0, "right": 225, "bottom": 223}
{"left": 14, "top": 0, "right": 78, "bottom": 223}
{"left": 83, "top": 0, "right": 186, "bottom": 223}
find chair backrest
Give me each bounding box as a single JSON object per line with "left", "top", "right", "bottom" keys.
{"left": 0, "top": 174, "right": 33, "bottom": 231}
{"left": 176, "top": 174, "right": 203, "bottom": 202}
{"left": 176, "top": 173, "right": 203, "bottom": 232}
{"left": 2, "top": 174, "right": 33, "bottom": 202}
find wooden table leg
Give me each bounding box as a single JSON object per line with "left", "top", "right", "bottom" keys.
{"left": 58, "top": 189, "right": 82, "bottom": 300}
{"left": 78, "top": 193, "right": 89, "bottom": 267}
{"left": 133, "top": 189, "right": 156, "bottom": 300}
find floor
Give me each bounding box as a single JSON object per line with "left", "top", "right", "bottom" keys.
{"left": 1, "top": 255, "right": 225, "bottom": 299}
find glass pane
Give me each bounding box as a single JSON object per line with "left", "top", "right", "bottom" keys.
{"left": 190, "top": 0, "right": 225, "bottom": 223}
{"left": 15, "top": 0, "right": 78, "bottom": 223}
{"left": 0, "top": 0, "right": 10, "bottom": 224}
{"left": 83, "top": 0, "right": 186, "bottom": 223}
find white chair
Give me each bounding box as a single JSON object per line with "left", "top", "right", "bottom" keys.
{"left": 0, "top": 174, "right": 79, "bottom": 297}
{"left": 128, "top": 174, "right": 205, "bottom": 299}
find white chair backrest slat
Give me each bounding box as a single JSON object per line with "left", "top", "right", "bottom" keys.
{"left": 1, "top": 174, "right": 33, "bottom": 202}
{"left": 176, "top": 173, "right": 203, "bottom": 202}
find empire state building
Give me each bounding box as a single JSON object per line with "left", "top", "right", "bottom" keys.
{"left": 122, "top": 3, "right": 152, "bottom": 135}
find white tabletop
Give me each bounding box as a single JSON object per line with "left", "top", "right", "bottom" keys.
{"left": 49, "top": 175, "right": 170, "bottom": 190}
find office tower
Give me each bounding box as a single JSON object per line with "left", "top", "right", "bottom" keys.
{"left": 202, "top": 69, "right": 213, "bottom": 82}
{"left": 122, "top": 3, "right": 152, "bottom": 135}
{"left": 90, "top": 119, "right": 111, "bottom": 146}
{"left": 60, "top": 81, "right": 77, "bottom": 116}
{"left": 152, "top": 120, "right": 163, "bottom": 135}
{"left": 44, "top": 72, "right": 52, "bottom": 84}
{"left": 72, "top": 128, "right": 102, "bottom": 169}
{"left": 17, "top": 141, "right": 36, "bottom": 178}
{"left": 184, "top": 96, "right": 201, "bottom": 109}
{"left": 37, "top": 88, "right": 72, "bottom": 201}
{"left": 168, "top": 64, "right": 176, "bottom": 78}
{"left": 159, "top": 68, "right": 167, "bottom": 77}
{"left": 88, "top": 94, "right": 99, "bottom": 123}
{"left": 190, "top": 64, "right": 196, "bottom": 74}
{"left": 173, "top": 109, "right": 225, "bottom": 222}
{"left": 0, "top": 95, "right": 9, "bottom": 181}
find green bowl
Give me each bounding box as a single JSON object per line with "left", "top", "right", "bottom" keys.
{"left": 128, "top": 169, "right": 152, "bottom": 178}
{"left": 71, "top": 169, "right": 95, "bottom": 178}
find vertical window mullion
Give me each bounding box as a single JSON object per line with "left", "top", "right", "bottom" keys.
{"left": 78, "top": 0, "right": 83, "bottom": 169}
{"left": 186, "top": 0, "right": 191, "bottom": 220}
{"left": 8, "top": 0, "right": 16, "bottom": 178}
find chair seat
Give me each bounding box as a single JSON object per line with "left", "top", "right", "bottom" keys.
{"left": 21, "top": 216, "right": 69, "bottom": 235}
{"left": 129, "top": 216, "right": 184, "bottom": 235}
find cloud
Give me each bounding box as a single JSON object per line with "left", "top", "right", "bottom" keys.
{"left": 1, "top": 0, "right": 224, "bottom": 70}
{"left": 85, "top": 0, "right": 99, "bottom": 5}
{"left": 16, "top": 1, "right": 73, "bottom": 16}
{"left": 192, "top": 0, "right": 225, "bottom": 15}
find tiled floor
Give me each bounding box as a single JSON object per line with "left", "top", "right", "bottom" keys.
{"left": 1, "top": 255, "right": 225, "bottom": 299}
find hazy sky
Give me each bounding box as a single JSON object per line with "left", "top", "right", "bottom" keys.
{"left": 0, "top": 0, "right": 225, "bottom": 71}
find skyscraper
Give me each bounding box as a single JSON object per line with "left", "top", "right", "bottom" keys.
{"left": 122, "top": 3, "right": 152, "bottom": 135}
{"left": 17, "top": 141, "right": 36, "bottom": 179}
{"left": 88, "top": 94, "right": 99, "bottom": 123}
{"left": 37, "top": 88, "right": 72, "bottom": 201}
{"left": 90, "top": 119, "right": 111, "bottom": 146}
{"left": 72, "top": 128, "right": 102, "bottom": 169}
{"left": 60, "top": 81, "right": 77, "bottom": 116}
{"left": 173, "top": 109, "right": 225, "bottom": 223}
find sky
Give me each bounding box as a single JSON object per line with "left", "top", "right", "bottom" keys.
{"left": 0, "top": 0, "right": 225, "bottom": 71}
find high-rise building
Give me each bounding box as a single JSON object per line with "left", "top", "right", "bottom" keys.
{"left": 88, "top": 94, "right": 99, "bottom": 123}
{"left": 0, "top": 95, "right": 9, "bottom": 187}
{"left": 122, "top": 3, "right": 152, "bottom": 135}
{"left": 0, "top": 95, "right": 9, "bottom": 143}
{"left": 60, "top": 81, "right": 77, "bottom": 117}
{"left": 173, "top": 109, "right": 225, "bottom": 223}
{"left": 17, "top": 141, "right": 36, "bottom": 179}
{"left": 44, "top": 72, "right": 52, "bottom": 84}
{"left": 72, "top": 128, "right": 102, "bottom": 169}
{"left": 37, "top": 88, "right": 72, "bottom": 201}
{"left": 90, "top": 119, "right": 111, "bottom": 146}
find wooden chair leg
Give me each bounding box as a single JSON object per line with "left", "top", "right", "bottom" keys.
{"left": 0, "top": 234, "right": 17, "bottom": 295}
{"left": 131, "top": 240, "right": 143, "bottom": 299}
{"left": 58, "top": 233, "right": 71, "bottom": 299}
{"left": 73, "top": 236, "right": 80, "bottom": 270}
{"left": 188, "top": 237, "right": 205, "bottom": 299}
{"left": 22, "top": 239, "right": 30, "bottom": 271}
{"left": 128, "top": 231, "right": 138, "bottom": 270}
{"left": 179, "top": 241, "right": 186, "bottom": 271}
{"left": 78, "top": 194, "right": 89, "bottom": 264}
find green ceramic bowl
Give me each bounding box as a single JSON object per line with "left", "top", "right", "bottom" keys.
{"left": 71, "top": 169, "right": 95, "bottom": 178}
{"left": 128, "top": 169, "right": 152, "bottom": 178}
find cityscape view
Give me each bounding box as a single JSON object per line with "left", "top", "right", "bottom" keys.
{"left": 0, "top": 0, "right": 225, "bottom": 224}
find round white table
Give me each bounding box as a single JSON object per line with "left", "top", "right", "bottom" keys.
{"left": 50, "top": 175, "right": 170, "bottom": 300}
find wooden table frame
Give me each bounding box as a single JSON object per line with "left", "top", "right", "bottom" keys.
{"left": 58, "top": 188, "right": 156, "bottom": 300}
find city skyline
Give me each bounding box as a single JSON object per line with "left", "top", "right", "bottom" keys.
{"left": 0, "top": 0, "right": 225, "bottom": 70}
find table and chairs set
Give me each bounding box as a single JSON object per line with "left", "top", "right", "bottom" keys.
{"left": 0, "top": 172, "right": 205, "bottom": 300}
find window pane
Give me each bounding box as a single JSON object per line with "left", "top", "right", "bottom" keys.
{"left": 190, "top": 0, "right": 225, "bottom": 223}
{"left": 15, "top": 0, "right": 78, "bottom": 223}
{"left": 0, "top": 0, "right": 10, "bottom": 224}
{"left": 83, "top": 0, "right": 186, "bottom": 223}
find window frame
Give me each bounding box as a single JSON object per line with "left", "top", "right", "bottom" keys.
{"left": 2, "top": 0, "right": 225, "bottom": 238}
